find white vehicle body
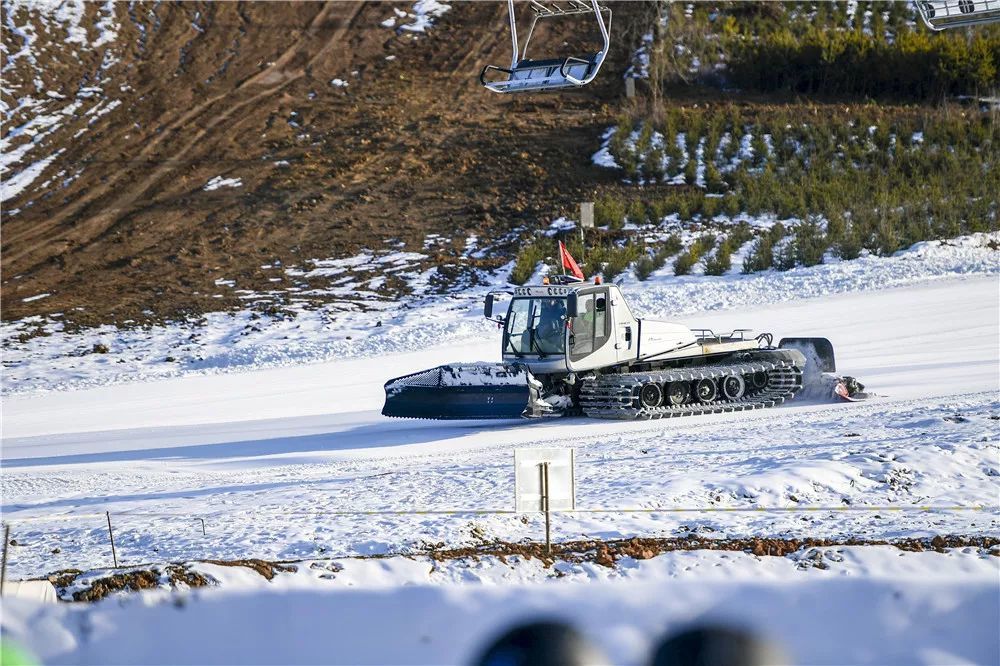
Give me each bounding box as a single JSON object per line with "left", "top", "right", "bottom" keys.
{"left": 384, "top": 277, "right": 838, "bottom": 420}
{"left": 496, "top": 282, "right": 758, "bottom": 376}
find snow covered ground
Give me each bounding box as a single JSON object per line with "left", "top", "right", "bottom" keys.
{"left": 3, "top": 573, "right": 997, "bottom": 665}
{"left": 1, "top": 237, "right": 997, "bottom": 664}
{"left": 2, "top": 272, "right": 997, "bottom": 576}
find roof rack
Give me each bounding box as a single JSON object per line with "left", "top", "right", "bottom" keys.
{"left": 481, "top": 0, "right": 611, "bottom": 94}
{"left": 915, "top": 0, "right": 1000, "bottom": 30}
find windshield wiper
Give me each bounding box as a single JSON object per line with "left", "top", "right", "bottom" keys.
{"left": 505, "top": 335, "right": 524, "bottom": 357}
{"left": 527, "top": 325, "right": 547, "bottom": 357}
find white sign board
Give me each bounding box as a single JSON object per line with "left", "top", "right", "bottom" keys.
{"left": 580, "top": 202, "right": 594, "bottom": 229}
{"left": 514, "top": 448, "right": 575, "bottom": 512}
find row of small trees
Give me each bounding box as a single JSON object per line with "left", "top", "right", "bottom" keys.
{"left": 511, "top": 182, "right": 996, "bottom": 286}
{"left": 606, "top": 106, "right": 997, "bottom": 190}
{"left": 645, "top": 0, "right": 1000, "bottom": 102}
{"left": 730, "top": 27, "right": 999, "bottom": 99}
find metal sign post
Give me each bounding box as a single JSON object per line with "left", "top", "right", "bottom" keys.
{"left": 106, "top": 511, "right": 118, "bottom": 568}
{"left": 541, "top": 462, "right": 551, "bottom": 552}
{"left": 515, "top": 448, "right": 575, "bottom": 553}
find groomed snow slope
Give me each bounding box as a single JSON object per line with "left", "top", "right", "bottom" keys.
{"left": 2, "top": 273, "right": 997, "bottom": 580}
{"left": 1, "top": 248, "right": 998, "bottom": 664}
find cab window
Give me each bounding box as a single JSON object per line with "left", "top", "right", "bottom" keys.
{"left": 570, "top": 289, "right": 609, "bottom": 361}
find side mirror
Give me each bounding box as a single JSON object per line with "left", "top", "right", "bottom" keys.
{"left": 566, "top": 293, "right": 578, "bottom": 317}
{"left": 596, "top": 297, "right": 606, "bottom": 312}
{"left": 484, "top": 294, "right": 494, "bottom": 319}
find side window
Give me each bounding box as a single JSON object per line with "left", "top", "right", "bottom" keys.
{"left": 571, "top": 294, "right": 595, "bottom": 356}
{"left": 594, "top": 295, "right": 608, "bottom": 346}
{"left": 570, "top": 290, "right": 611, "bottom": 360}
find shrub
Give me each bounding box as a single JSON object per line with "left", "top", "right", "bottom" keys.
{"left": 701, "top": 195, "right": 721, "bottom": 219}
{"left": 643, "top": 146, "right": 666, "bottom": 182}
{"left": 773, "top": 239, "right": 797, "bottom": 271}
{"left": 635, "top": 253, "right": 658, "bottom": 281}
{"left": 627, "top": 199, "right": 648, "bottom": 225}
{"left": 750, "top": 130, "right": 768, "bottom": 167}
{"left": 837, "top": 223, "right": 864, "bottom": 260}
{"left": 635, "top": 233, "right": 684, "bottom": 280}
{"left": 673, "top": 251, "right": 697, "bottom": 275}
{"left": 825, "top": 211, "right": 847, "bottom": 245}
{"left": 595, "top": 195, "right": 626, "bottom": 229}
{"left": 602, "top": 243, "right": 641, "bottom": 282}
{"left": 661, "top": 233, "right": 684, "bottom": 257}
{"left": 675, "top": 234, "right": 716, "bottom": 275}
{"left": 742, "top": 237, "right": 772, "bottom": 273}
{"left": 684, "top": 159, "right": 698, "bottom": 186}
{"left": 792, "top": 218, "right": 828, "bottom": 267}
{"left": 705, "top": 163, "right": 726, "bottom": 193}
{"left": 874, "top": 214, "right": 903, "bottom": 255}
{"left": 723, "top": 192, "right": 741, "bottom": 217}
{"left": 743, "top": 225, "right": 785, "bottom": 273}
{"left": 703, "top": 244, "right": 732, "bottom": 275}
{"left": 510, "top": 241, "right": 547, "bottom": 284}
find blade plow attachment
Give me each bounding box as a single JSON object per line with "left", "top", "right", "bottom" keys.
{"left": 382, "top": 363, "right": 537, "bottom": 420}
{"left": 778, "top": 337, "right": 836, "bottom": 373}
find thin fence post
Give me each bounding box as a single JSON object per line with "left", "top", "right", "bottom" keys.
{"left": 106, "top": 511, "right": 118, "bottom": 568}
{"left": 541, "top": 462, "right": 551, "bottom": 555}
{"left": 199, "top": 518, "right": 206, "bottom": 537}
{"left": 1, "top": 523, "right": 9, "bottom": 596}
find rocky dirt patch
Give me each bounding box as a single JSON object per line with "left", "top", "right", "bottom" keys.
{"left": 200, "top": 558, "right": 298, "bottom": 581}
{"left": 38, "top": 535, "right": 998, "bottom": 602}
{"left": 48, "top": 564, "right": 211, "bottom": 602}
{"left": 420, "top": 534, "right": 1000, "bottom": 568}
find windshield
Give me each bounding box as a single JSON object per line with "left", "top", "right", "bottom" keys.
{"left": 505, "top": 297, "right": 567, "bottom": 356}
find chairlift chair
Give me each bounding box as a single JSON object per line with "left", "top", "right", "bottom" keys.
{"left": 915, "top": 0, "right": 1000, "bottom": 30}
{"left": 481, "top": 0, "right": 612, "bottom": 94}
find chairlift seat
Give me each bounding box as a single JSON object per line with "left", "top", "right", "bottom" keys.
{"left": 916, "top": 0, "right": 1000, "bottom": 30}
{"left": 481, "top": 0, "right": 611, "bottom": 94}
{"left": 481, "top": 53, "right": 603, "bottom": 93}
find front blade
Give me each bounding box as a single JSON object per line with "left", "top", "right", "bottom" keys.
{"left": 779, "top": 337, "right": 836, "bottom": 373}
{"left": 382, "top": 363, "right": 533, "bottom": 420}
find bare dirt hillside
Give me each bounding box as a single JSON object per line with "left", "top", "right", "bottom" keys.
{"left": 2, "top": 1, "right": 646, "bottom": 327}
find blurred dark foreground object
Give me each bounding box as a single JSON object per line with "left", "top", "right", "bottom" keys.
{"left": 474, "top": 620, "right": 608, "bottom": 666}
{"left": 650, "top": 625, "right": 788, "bottom": 666}
{"left": 473, "top": 621, "right": 787, "bottom": 666}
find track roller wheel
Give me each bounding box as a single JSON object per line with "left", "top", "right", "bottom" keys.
{"left": 638, "top": 382, "right": 664, "bottom": 408}
{"left": 749, "top": 371, "right": 768, "bottom": 390}
{"left": 666, "top": 381, "right": 689, "bottom": 406}
{"left": 721, "top": 375, "right": 746, "bottom": 400}
{"left": 695, "top": 378, "right": 718, "bottom": 403}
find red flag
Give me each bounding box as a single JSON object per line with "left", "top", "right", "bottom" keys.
{"left": 558, "top": 241, "right": 584, "bottom": 279}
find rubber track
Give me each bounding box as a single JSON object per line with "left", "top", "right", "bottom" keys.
{"left": 580, "top": 354, "right": 803, "bottom": 420}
